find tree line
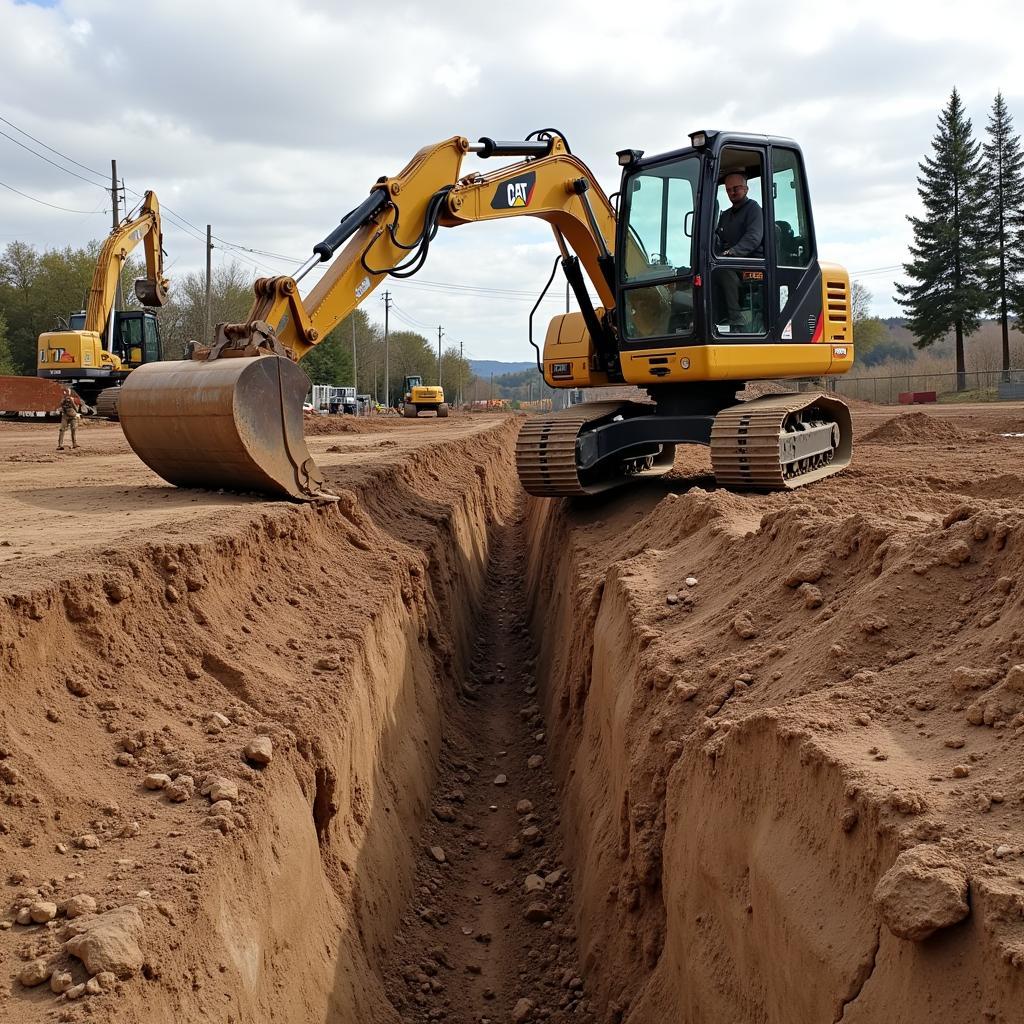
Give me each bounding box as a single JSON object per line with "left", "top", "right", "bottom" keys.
{"left": 0, "top": 245, "right": 473, "bottom": 403}
{"left": 897, "top": 88, "right": 1024, "bottom": 388}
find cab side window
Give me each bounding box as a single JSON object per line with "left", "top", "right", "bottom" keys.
{"left": 711, "top": 149, "right": 766, "bottom": 335}
{"left": 143, "top": 316, "right": 160, "bottom": 363}
{"left": 772, "top": 148, "right": 811, "bottom": 268}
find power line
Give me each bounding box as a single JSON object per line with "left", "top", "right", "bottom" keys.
{"left": 209, "top": 234, "right": 299, "bottom": 264}
{"left": 389, "top": 299, "right": 433, "bottom": 328}
{"left": 0, "top": 178, "right": 105, "bottom": 215}
{"left": 0, "top": 115, "right": 108, "bottom": 181}
{"left": 0, "top": 129, "right": 109, "bottom": 190}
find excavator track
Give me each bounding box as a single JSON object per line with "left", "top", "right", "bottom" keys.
{"left": 516, "top": 401, "right": 675, "bottom": 497}
{"left": 710, "top": 392, "right": 852, "bottom": 490}
{"left": 94, "top": 387, "right": 120, "bottom": 421}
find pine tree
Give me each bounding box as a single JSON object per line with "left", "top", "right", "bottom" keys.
{"left": 982, "top": 91, "right": 1024, "bottom": 374}
{"left": 896, "top": 88, "right": 989, "bottom": 390}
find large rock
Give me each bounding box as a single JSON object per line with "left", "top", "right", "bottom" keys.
{"left": 872, "top": 844, "right": 970, "bottom": 941}
{"left": 64, "top": 905, "right": 145, "bottom": 979}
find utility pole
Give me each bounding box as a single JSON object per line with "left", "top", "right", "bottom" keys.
{"left": 205, "top": 225, "right": 213, "bottom": 341}
{"left": 110, "top": 159, "right": 119, "bottom": 231}
{"left": 489, "top": 371, "right": 494, "bottom": 402}
{"left": 381, "top": 290, "right": 392, "bottom": 408}
{"left": 106, "top": 159, "right": 120, "bottom": 355}
{"left": 459, "top": 339, "right": 464, "bottom": 407}
{"left": 437, "top": 325, "right": 444, "bottom": 387}
{"left": 351, "top": 316, "right": 357, "bottom": 396}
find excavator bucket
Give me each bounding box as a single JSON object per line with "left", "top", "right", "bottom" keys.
{"left": 133, "top": 277, "right": 168, "bottom": 307}
{"left": 118, "top": 354, "right": 330, "bottom": 501}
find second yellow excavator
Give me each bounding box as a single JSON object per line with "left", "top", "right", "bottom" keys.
{"left": 118, "top": 130, "right": 854, "bottom": 500}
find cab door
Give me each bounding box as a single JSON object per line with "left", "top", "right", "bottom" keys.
{"left": 707, "top": 144, "right": 769, "bottom": 340}
{"left": 767, "top": 145, "right": 822, "bottom": 343}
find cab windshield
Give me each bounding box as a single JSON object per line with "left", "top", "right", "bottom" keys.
{"left": 620, "top": 154, "right": 700, "bottom": 341}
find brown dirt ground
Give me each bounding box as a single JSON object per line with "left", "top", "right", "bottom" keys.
{"left": 3, "top": 400, "right": 1024, "bottom": 1023}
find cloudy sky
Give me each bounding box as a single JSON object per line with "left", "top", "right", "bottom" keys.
{"left": 1, "top": 0, "right": 1022, "bottom": 361}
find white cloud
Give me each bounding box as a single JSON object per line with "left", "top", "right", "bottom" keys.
{"left": 68, "top": 17, "right": 91, "bottom": 42}
{"left": 432, "top": 57, "right": 480, "bottom": 98}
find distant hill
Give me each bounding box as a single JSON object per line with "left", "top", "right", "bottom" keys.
{"left": 469, "top": 359, "right": 538, "bottom": 378}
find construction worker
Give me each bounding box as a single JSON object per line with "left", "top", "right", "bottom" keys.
{"left": 57, "top": 388, "right": 79, "bottom": 450}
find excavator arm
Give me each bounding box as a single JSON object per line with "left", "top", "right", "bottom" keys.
{"left": 199, "top": 134, "right": 615, "bottom": 361}
{"left": 85, "top": 190, "right": 169, "bottom": 338}
{"left": 118, "top": 133, "right": 620, "bottom": 499}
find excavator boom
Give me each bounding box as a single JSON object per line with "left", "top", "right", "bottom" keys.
{"left": 120, "top": 134, "right": 617, "bottom": 498}
{"left": 83, "top": 190, "right": 168, "bottom": 335}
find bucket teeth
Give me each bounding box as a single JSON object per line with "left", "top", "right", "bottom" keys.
{"left": 118, "top": 355, "right": 331, "bottom": 501}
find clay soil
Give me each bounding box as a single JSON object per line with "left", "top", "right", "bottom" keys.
{"left": 2, "top": 401, "right": 1024, "bottom": 1023}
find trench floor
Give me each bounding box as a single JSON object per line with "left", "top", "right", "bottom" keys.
{"left": 380, "top": 500, "right": 596, "bottom": 1024}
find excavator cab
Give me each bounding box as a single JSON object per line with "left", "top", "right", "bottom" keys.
{"left": 39, "top": 310, "right": 162, "bottom": 406}
{"left": 613, "top": 131, "right": 836, "bottom": 359}
{"left": 402, "top": 375, "right": 448, "bottom": 418}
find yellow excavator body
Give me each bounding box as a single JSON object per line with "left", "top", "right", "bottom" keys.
{"left": 1, "top": 191, "right": 168, "bottom": 418}
{"left": 118, "top": 130, "right": 855, "bottom": 501}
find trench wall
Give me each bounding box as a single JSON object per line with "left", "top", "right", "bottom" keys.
{"left": 0, "top": 420, "right": 519, "bottom": 1023}
{"left": 524, "top": 488, "right": 1024, "bottom": 1024}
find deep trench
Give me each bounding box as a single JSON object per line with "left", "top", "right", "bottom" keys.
{"left": 8, "top": 420, "right": 1019, "bottom": 1024}
{"left": 377, "top": 499, "right": 596, "bottom": 1023}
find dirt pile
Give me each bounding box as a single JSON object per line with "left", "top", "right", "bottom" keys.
{"left": 861, "top": 410, "right": 981, "bottom": 444}
{"left": 302, "top": 413, "right": 401, "bottom": 435}
{"left": 525, "top": 411, "right": 1024, "bottom": 1022}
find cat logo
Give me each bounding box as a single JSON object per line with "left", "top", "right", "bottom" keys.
{"left": 491, "top": 171, "right": 536, "bottom": 210}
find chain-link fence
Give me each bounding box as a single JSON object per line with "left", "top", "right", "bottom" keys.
{"left": 831, "top": 369, "right": 1024, "bottom": 405}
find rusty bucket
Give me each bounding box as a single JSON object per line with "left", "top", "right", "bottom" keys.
{"left": 118, "top": 354, "right": 328, "bottom": 501}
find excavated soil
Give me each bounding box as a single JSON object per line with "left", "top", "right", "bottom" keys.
{"left": 2, "top": 401, "right": 1024, "bottom": 1023}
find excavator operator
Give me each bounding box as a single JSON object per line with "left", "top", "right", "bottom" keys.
{"left": 713, "top": 172, "right": 764, "bottom": 330}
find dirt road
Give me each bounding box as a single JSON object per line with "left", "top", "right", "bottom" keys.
{"left": 0, "top": 416, "right": 500, "bottom": 571}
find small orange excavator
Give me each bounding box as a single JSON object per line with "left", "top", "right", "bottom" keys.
{"left": 118, "top": 130, "right": 854, "bottom": 499}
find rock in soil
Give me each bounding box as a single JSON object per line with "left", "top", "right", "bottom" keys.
{"left": 872, "top": 844, "right": 970, "bottom": 941}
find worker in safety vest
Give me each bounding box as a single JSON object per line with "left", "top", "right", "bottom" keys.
{"left": 57, "top": 388, "right": 80, "bottom": 450}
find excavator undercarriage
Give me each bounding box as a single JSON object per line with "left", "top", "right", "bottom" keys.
{"left": 516, "top": 391, "right": 851, "bottom": 498}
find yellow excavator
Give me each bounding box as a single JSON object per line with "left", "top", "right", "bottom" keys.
{"left": 0, "top": 191, "right": 168, "bottom": 420}
{"left": 402, "top": 375, "right": 448, "bottom": 418}
{"left": 118, "top": 131, "right": 854, "bottom": 499}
